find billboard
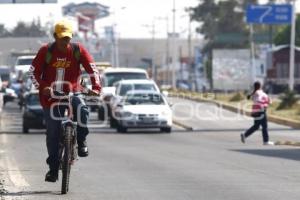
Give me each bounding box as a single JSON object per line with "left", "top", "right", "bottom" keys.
{"left": 213, "top": 49, "right": 251, "bottom": 91}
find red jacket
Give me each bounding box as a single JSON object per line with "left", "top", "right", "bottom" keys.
{"left": 29, "top": 42, "right": 101, "bottom": 108}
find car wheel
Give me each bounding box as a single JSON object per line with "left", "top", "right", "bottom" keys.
{"left": 110, "top": 117, "right": 117, "bottom": 128}
{"left": 160, "top": 127, "right": 171, "bottom": 133}
{"left": 116, "top": 124, "right": 127, "bottom": 133}
{"left": 23, "top": 124, "right": 29, "bottom": 134}
{"left": 97, "top": 106, "right": 105, "bottom": 121}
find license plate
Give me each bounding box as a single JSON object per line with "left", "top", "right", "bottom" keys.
{"left": 142, "top": 117, "right": 153, "bottom": 123}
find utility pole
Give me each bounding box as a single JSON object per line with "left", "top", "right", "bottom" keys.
{"left": 250, "top": 24, "right": 256, "bottom": 85}
{"left": 156, "top": 16, "right": 169, "bottom": 85}
{"left": 186, "top": 8, "right": 193, "bottom": 89}
{"left": 151, "top": 20, "right": 156, "bottom": 82}
{"left": 112, "top": 6, "right": 126, "bottom": 68}
{"left": 142, "top": 22, "right": 156, "bottom": 81}
{"left": 289, "top": 0, "right": 296, "bottom": 91}
{"left": 172, "top": 0, "right": 177, "bottom": 89}
{"left": 166, "top": 17, "right": 170, "bottom": 86}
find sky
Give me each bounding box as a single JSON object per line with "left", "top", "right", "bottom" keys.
{"left": 0, "top": 0, "right": 299, "bottom": 39}
{"left": 0, "top": 0, "right": 200, "bottom": 38}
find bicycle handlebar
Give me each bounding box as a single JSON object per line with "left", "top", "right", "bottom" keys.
{"left": 51, "top": 89, "right": 100, "bottom": 100}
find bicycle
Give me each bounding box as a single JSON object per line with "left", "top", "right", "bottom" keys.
{"left": 53, "top": 90, "right": 97, "bottom": 194}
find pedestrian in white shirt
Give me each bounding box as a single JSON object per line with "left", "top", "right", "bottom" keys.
{"left": 241, "top": 81, "right": 274, "bottom": 145}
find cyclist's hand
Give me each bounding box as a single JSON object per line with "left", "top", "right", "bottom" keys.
{"left": 88, "top": 89, "right": 100, "bottom": 96}
{"left": 43, "top": 87, "right": 52, "bottom": 97}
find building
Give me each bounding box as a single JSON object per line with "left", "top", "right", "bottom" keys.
{"left": 266, "top": 45, "right": 300, "bottom": 93}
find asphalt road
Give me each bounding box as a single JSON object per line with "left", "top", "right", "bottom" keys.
{"left": 1, "top": 99, "right": 300, "bottom": 200}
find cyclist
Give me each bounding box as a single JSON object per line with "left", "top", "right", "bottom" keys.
{"left": 29, "top": 19, "right": 101, "bottom": 182}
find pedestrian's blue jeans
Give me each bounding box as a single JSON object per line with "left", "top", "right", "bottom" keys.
{"left": 43, "top": 94, "right": 89, "bottom": 170}
{"left": 244, "top": 111, "right": 269, "bottom": 143}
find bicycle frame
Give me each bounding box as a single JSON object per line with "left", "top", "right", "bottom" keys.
{"left": 51, "top": 90, "right": 98, "bottom": 194}
{"left": 55, "top": 92, "right": 79, "bottom": 194}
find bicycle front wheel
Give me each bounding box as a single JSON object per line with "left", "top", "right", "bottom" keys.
{"left": 61, "top": 126, "right": 73, "bottom": 194}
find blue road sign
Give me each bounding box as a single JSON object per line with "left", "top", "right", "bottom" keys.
{"left": 246, "top": 4, "right": 292, "bottom": 24}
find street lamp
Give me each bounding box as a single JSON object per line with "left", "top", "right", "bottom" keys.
{"left": 142, "top": 21, "right": 156, "bottom": 81}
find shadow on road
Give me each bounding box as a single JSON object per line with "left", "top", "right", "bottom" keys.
{"left": 190, "top": 127, "right": 299, "bottom": 133}
{"left": 231, "top": 149, "right": 300, "bottom": 162}
{"left": 1, "top": 190, "right": 58, "bottom": 196}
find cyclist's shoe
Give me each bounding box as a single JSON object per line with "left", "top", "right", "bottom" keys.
{"left": 78, "top": 141, "right": 89, "bottom": 157}
{"left": 45, "top": 170, "right": 58, "bottom": 182}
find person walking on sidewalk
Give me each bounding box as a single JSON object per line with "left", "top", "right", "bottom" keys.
{"left": 241, "top": 81, "right": 274, "bottom": 145}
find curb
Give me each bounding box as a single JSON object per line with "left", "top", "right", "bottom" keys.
{"left": 173, "top": 120, "right": 193, "bottom": 131}
{"left": 169, "top": 93, "right": 300, "bottom": 129}
{"left": 275, "top": 140, "right": 300, "bottom": 146}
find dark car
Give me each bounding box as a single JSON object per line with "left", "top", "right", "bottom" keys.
{"left": 22, "top": 90, "right": 45, "bottom": 133}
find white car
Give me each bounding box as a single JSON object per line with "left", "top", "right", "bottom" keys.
{"left": 111, "top": 90, "right": 172, "bottom": 133}
{"left": 97, "top": 67, "right": 149, "bottom": 121}
{"left": 114, "top": 79, "right": 160, "bottom": 96}
{"left": 110, "top": 79, "right": 160, "bottom": 108}
{"left": 110, "top": 79, "right": 161, "bottom": 127}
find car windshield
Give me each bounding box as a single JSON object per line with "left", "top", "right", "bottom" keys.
{"left": 16, "top": 58, "right": 33, "bottom": 65}
{"left": 105, "top": 72, "right": 147, "bottom": 87}
{"left": 26, "top": 94, "right": 40, "bottom": 105}
{"left": 124, "top": 93, "right": 165, "bottom": 105}
{"left": 0, "top": 74, "right": 10, "bottom": 81}
{"left": 119, "top": 84, "right": 157, "bottom": 96}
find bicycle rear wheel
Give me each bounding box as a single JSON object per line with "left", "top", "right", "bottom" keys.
{"left": 61, "top": 126, "right": 73, "bottom": 194}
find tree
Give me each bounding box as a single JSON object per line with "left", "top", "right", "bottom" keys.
{"left": 11, "top": 21, "right": 29, "bottom": 37}
{"left": 0, "top": 24, "right": 10, "bottom": 37}
{"left": 190, "top": 0, "right": 259, "bottom": 51}
{"left": 11, "top": 20, "right": 47, "bottom": 37}
{"left": 190, "top": 0, "right": 218, "bottom": 42}
{"left": 274, "top": 15, "right": 300, "bottom": 46}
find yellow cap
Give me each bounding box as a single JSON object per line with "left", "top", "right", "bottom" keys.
{"left": 54, "top": 19, "right": 73, "bottom": 39}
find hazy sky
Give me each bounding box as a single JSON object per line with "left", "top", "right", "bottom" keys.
{"left": 0, "top": 0, "right": 298, "bottom": 38}
{"left": 0, "top": 0, "right": 199, "bottom": 38}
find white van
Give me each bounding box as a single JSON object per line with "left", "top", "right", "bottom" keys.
{"left": 14, "top": 55, "right": 35, "bottom": 73}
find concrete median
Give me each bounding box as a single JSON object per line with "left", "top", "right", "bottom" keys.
{"left": 169, "top": 92, "right": 300, "bottom": 130}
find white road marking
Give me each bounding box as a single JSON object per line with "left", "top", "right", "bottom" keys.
{"left": 1, "top": 133, "right": 7, "bottom": 144}
{"left": 5, "top": 155, "right": 29, "bottom": 187}
{"left": 1, "top": 134, "right": 29, "bottom": 187}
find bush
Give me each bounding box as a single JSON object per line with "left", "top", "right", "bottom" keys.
{"left": 229, "top": 92, "right": 245, "bottom": 102}
{"left": 277, "top": 90, "right": 299, "bottom": 110}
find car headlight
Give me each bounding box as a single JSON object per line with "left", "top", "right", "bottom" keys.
{"left": 122, "top": 111, "right": 133, "bottom": 118}
{"left": 161, "top": 110, "right": 171, "bottom": 116}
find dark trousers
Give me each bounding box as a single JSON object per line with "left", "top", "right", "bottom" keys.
{"left": 244, "top": 111, "right": 269, "bottom": 143}
{"left": 43, "top": 95, "right": 89, "bottom": 170}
